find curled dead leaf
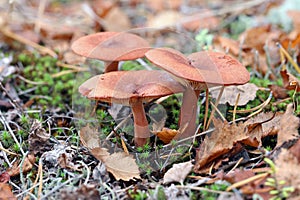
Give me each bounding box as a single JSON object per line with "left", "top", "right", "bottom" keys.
{"left": 163, "top": 161, "right": 193, "bottom": 184}
{"left": 154, "top": 127, "right": 179, "bottom": 144}
{"left": 268, "top": 84, "right": 289, "bottom": 99}
{"left": 280, "top": 70, "right": 300, "bottom": 92}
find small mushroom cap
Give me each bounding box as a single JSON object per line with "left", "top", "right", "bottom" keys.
{"left": 71, "top": 32, "right": 151, "bottom": 61}
{"left": 79, "top": 70, "right": 184, "bottom": 106}
{"left": 146, "top": 48, "right": 250, "bottom": 86}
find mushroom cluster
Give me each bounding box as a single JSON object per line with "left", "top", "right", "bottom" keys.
{"left": 72, "top": 31, "right": 250, "bottom": 147}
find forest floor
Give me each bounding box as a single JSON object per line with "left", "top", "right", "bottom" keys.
{"left": 0, "top": 0, "right": 300, "bottom": 199}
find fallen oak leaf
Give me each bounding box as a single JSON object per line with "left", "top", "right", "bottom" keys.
{"left": 104, "top": 152, "right": 140, "bottom": 181}
{"left": 163, "top": 161, "right": 193, "bottom": 185}
{"left": 195, "top": 116, "right": 274, "bottom": 173}
{"left": 194, "top": 118, "right": 248, "bottom": 173}
{"left": 276, "top": 104, "right": 300, "bottom": 148}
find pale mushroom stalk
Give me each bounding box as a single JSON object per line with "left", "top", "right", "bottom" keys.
{"left": 203, "top": 88, "right": 209, "bottom": 130}
{"left": 131, "top": 100, "right": 150, "bottom": 146}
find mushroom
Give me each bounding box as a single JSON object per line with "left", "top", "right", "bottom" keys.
{"left": 71, "top": 32, "right": 151, "bottom": 73}
{"left": 79, "top": 70, "right": 184, "bottom": 147}
{"left": 145, "top": 48, "right": 250, "bottom": 139}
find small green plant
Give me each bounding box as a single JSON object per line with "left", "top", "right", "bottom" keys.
{"left": 128, "top": 189, "right": 147, "bottom": 200}
{"left": 195, "top": 29, "right": 214, "bottom": 50}
{"left": 200, "top": 183, "right": 228, "bottom": 199}
{"left": 0, "top": 130, "right": 13, "bottom": 147}
{"left": 17, "top": 129, "right": 28, "bottom": 139}
{"left": 122, "top": 60, "right": 144, "bottom": 71}
{"left": 12, "top": 143, "right": 21, "bottom": 152}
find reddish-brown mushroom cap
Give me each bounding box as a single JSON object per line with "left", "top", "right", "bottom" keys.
{"left": 145, "top": 48, "right": 250, "bottom": 86}
{"left": 187, "top": 51, "right": 250, "bottom": 85}
{"left": 79, "top": 70, "right": 184, "bottom": 104}
{"left": 71, "top": 32, "right": 151, "bottom": 61}
{"left": 79, "top": 70, "right": 184, "bottom": 146}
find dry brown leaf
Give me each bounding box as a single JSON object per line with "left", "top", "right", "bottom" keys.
{"left": 91, "top": 0, "right": 115, "bottom": 18}
{"left": 194, "top": 116, "right": 273, "bottom": 172}
{"left": 7, "top": 155, "right": 35, "bottom": 177}
{"left": 81, "top": 126, "right": 140, "bottom": 181}
{"left": 221, "top": 168, "right": 272, "bottom": 198}
{"left": 163, "top": 161, "right": 193, "bottom": 184}
{"left": 245, "top": 112, "right": 283, "bottom": 137}
{"left": 194, "top": 118, "right": 248, "bottom": 172}
{"left": 214, "top": 36, "right": 241, "bottom": 56}
{"left": 280, "top": 30, "right": 300, "bottom": 49}
{"left": 210, "top": 83, "right": 259, "bottom": 106}
{"left": 289, "top": 138, "right": 300, "bottom": 163}
{"left": 80, "top": 125, "right": 101, "bottom": 149}
{"left": 268, "top": 84, "right": 289, "bottom": 99}
{"left": 221, "top": 169, "right": 255, "bottom": 184}
{"left": 103, "top": 6, "right": 131, "bottom": 31}
{"left": 241, "top": 25, "right": 281, "bottom": 54}
{"left": 29, "top": 119, "right": 50, "bottom": 143}
{"left": 0, "top": 183, "right": 16, "bottom": 200}
{"left": 155, "top": 128, "right": 179, "bottom": 144}
{"left": 147, "top": 11, "right": 182, "bottom": 29}
{"left": 90, "top": 147, "right": 110, "bottom": 162}
{"left": 104, "top": 152, "right": 140, "bottom": 181}
{"left": 275, "top": 149, "right": 300, "bottom": 198}
{"left": 280, "top": 70, "right": 300, "bottom": 92}
{"left": 276, "top": 104, "right": 300, "bottom": 148}
{"left": 180, "top": 10, "right": 219, "bottom": 31}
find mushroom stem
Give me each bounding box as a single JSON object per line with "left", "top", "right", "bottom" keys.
{"left": 203, "top": 88, "right": 209, "bottom": 130}
{"left": 176, "top": 87, "right": 199, "bottom": 140}
{"left": 131, "top": 100, "right": 150, "bottom": 147}
{"left": 104, "top": 61, "right": 119, "bottom": 73}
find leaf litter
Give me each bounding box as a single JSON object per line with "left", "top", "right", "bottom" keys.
{"left": 0, "top": 0, "right": 299, "bottom": 199}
